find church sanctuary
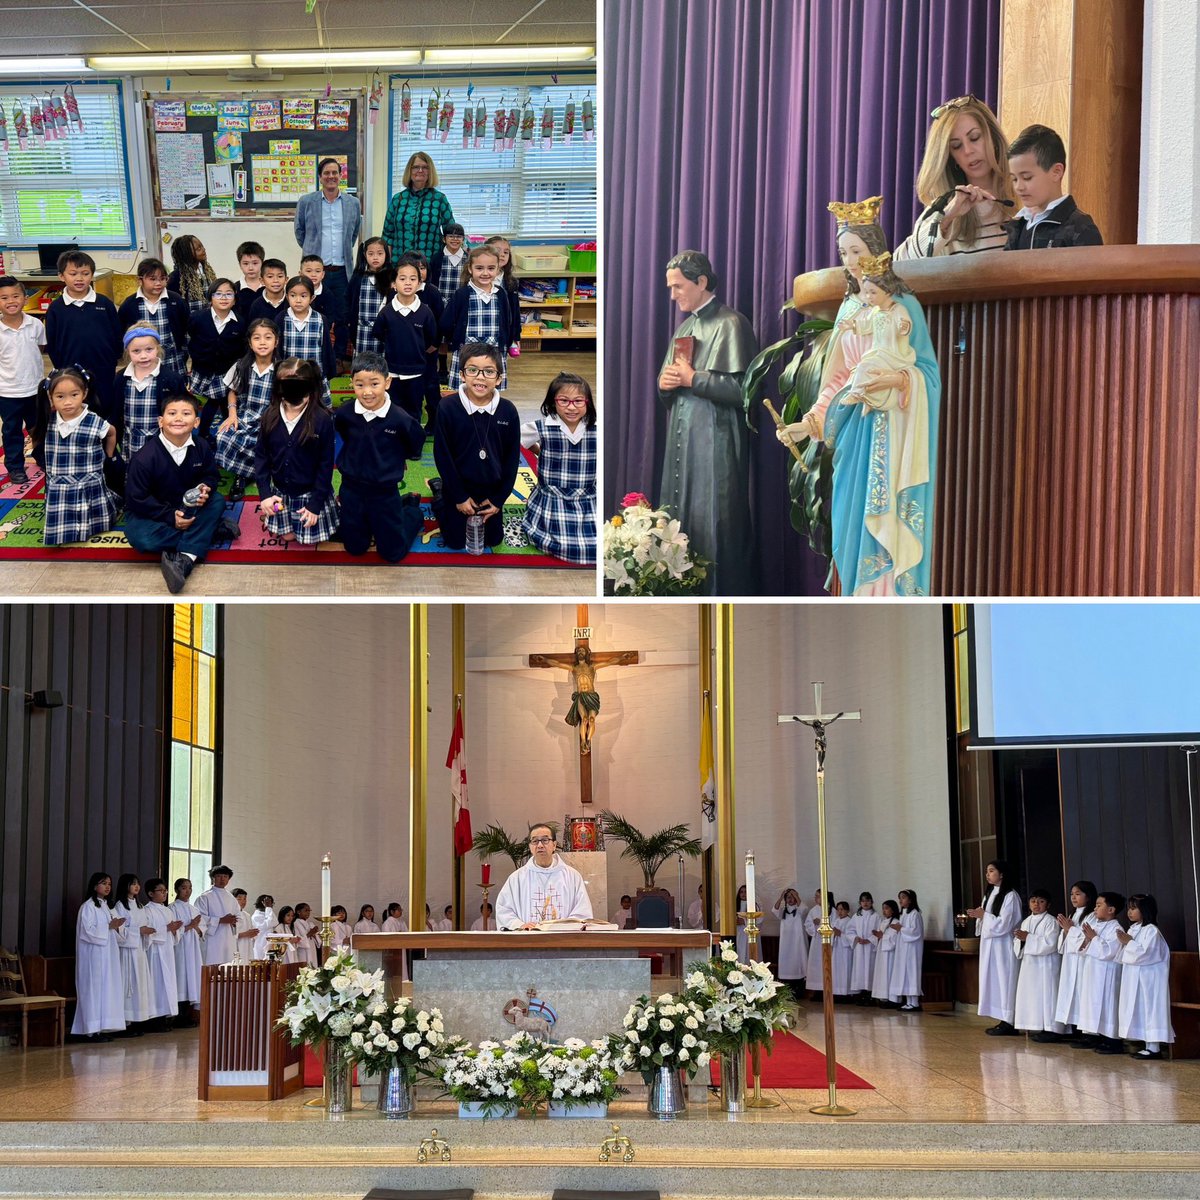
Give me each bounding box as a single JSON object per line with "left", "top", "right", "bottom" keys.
{"left": 1, "top": 601, "right": 1198, "bottom": 1199}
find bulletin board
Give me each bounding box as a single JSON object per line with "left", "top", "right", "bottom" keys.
{"left": 145, "top": 90, "right": 364, "bottom": 218}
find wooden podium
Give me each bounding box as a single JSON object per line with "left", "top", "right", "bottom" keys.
{"left": 793, "top": 245, "right": 1200, "bottom": 595}
{"left": 197, "top": 960, "right": 303, "bottom": 1101}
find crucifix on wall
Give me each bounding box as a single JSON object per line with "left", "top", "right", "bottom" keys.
{"left": 528, "top": 604, "right": 639, "bottom": 806}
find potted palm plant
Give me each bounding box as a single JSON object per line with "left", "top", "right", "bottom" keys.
{"left": 471, "top": 822, "right": 559, "bottom": 868}
{"left": 599, "top": 811, "right": 702, "bottom": 889}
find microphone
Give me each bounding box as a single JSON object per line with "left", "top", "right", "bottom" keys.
{"left": 930, "top": 186, "right": 1015, "bottom": 214}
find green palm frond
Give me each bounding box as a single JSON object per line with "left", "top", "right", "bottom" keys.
{"left": 471, "top": 823, "right": 531, "bottom": 867}
{"left": 599, "top": 810, "right": 702, "bottom": 887}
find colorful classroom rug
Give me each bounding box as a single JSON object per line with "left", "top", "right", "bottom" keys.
{"left": 707, "top": 1032, "right": 874, "bottom": 1090}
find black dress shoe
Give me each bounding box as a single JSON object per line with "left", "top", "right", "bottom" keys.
{"left": 7, "top": 469, "right": 28, "bottom": 485}
{"left": 1131, "top": 1048, "right": 1165, "bottom": 1059}
{"left": 160, "top": 551, "right": 193, "bottom": 594}
{"left": 1069, "top": 1034, "right": 1098, "bottom": 1048}
{"left": 1094, "top": 1039, "right": 1127, "bottom": 1054}
{"left": 1030, "top": 1031, "right": 1060, "bottom": 1043}
{"left": 216, "top": 515, "right": 242, "bottom": 542}
{"left": 985, "top": 1021, "right": 1018, "bottom": 1036}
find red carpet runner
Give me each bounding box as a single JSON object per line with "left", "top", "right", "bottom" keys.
{"left": 709, "top": 1032, "right": 874, "bottom": 1089}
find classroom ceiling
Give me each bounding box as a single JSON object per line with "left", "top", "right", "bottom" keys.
{"left": 0, "top": 0, "right": 596, "bottom": 57}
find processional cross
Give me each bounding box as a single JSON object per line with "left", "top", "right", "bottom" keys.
{"left": 778, "top": 681, "right": 861, "bottom": 1118}
{"left": 528, "top": 604, "right": 639, "bottom": 806}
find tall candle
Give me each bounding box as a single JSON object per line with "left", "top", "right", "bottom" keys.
{"left": 481, "top": 861, "right": 491, "bottom": 885}
{"left": 745, "top": 850, "right": 756, "bottom": 914}
{"left": 321, "top": 853, "right": 331, "bottom": 918}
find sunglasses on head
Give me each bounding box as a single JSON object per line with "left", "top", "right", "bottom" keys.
{"left": 930, "top": 94, "right": 979, "bottom": 119}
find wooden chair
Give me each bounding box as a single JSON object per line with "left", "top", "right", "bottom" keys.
{"left": 0, "top": 947, "right": 66, "bottom": 1049}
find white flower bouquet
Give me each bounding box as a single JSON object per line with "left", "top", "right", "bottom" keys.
{"left": 603, "top": 492, "right": 708, "bottom": 596}
{"left": 685, "top": 940, "right": 795, "bottom": 1052}
{"left": 610, "top": 991, "right": 712, "bottom": 1080}
{"left": 340, "top": 995, "right": 461, "bottom": 1083}
{"left": 537, "top": 1038, "right": 627, "bottom": 1108}
{"left": 275, "top": 947, "right": 386, "bottom": 1047}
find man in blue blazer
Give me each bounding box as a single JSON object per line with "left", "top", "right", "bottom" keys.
{"left": 294, "top": 158, "right": 362, "bottom": 367}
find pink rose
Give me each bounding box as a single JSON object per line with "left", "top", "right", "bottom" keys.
{"left": 621, "top": 492, "right": 652, "bottom": 510}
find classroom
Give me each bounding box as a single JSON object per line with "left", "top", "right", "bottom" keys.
{"left": 0, "top": 0, "right": 597, "bottom": 597}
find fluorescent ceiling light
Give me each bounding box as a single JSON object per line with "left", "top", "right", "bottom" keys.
{"left": 88, "top": 53, "right": 254, "bottom": 71}
{"left": 255, "top": 50, "right": 421, "bottom": 68}
{"left": 424, "top": 45, "right": 595, "bottom": 65}
{"left": 0, "top": 57, "right": 91, "bottom": 74}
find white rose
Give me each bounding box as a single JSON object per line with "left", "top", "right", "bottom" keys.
{"left": 387, "top": 1040, "right": 399, "bottom": 1053}
{"left": 636, "top": 1018, "right": 649, "bottom": 1032}
{"left": 678, "top": 1048, "right": 690, "bottom": 1061}
{"left": 639, "top": 1045, "right": 652, "bottom": 1057}
{"left": 626, "top": 1030, "right": 639, "bottom": 1043}
{"left": 352, "top": 1013, "right": 366, "bottom": 1026}
{"left": 722, "top": 949, "right": 738, "bottom": 962}
{"left": 685, "top": 1016, "right": 699, "bottom": 1029}
{"left": 682, "top": 1033, "right": 697, "bottom": 1048}
{"left": 417, "top": 1045, "right": 431, "bottom": 1059}
{"left": 373, "top": 1033, "right": 390, "bottom": 1047}
{"left": 350, "top": 1032, "right": 364, "bottom": 1048}
{"left": 660, "top": 1018, "right": 674, "bottom": 1031}
{"left": 391, "top": 1018, "right": 404, "bottom": 1034}
{"left": 402, "top": 1032, "right": 422, "bottom": 1050}
{"left": 727, "top": 970, "right": 744, "bottom": 984}
{"left": 659, "top": 1043, "right": 673, "bottom": 1056}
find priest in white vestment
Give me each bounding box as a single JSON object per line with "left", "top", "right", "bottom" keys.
{"left": 495, "top": 824, "right": 593, "bottom": 929}
{"left": 195, "top": 865, "right": 240, "bottom": 966}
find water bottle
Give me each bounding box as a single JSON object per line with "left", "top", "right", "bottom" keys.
{"left": 180, "top": 485, "right": 205, "bottom": 519}
{"left": 465, "top": 513, "right": 486, "bottom": 556}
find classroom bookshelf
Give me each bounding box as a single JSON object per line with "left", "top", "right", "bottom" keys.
{"left": 512, "top": 247, "right": 597, "bottom": 352}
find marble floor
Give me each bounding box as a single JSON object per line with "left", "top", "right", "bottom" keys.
{"left": 4, "top": 1000, "right": 1198, "bottom": 1125}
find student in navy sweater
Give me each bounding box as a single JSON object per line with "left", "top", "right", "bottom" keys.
{"left": 234, "top": 240, "right": 265, "bottom": 321}
{"left": 125, "top": 392, "right": 241, "bottom": 593}
{"left": 398, "top": 251, "right": 445, "bottom": 433}
{"left": 116, "top": 258, "right": 190, "bottom": 377}
{"left": 247, "top": 259, "right": 289, "bottom": 327}
{"left": 44, "top": 250, "right": 122, "bottom": 424}
{"left": 432, "top": 342, "right": 520, "bottom": 551}
{"left": 333, "top": 351, "right": 425, "bottom": 563}
{"left": 370, "top": 259, "right": 439, "bottom": 426}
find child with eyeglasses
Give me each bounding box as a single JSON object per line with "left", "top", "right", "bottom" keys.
{"left": 520, "top": 372, "right": 596, "bottom": 564}
{"left": 432, "top": 341, "right": 520, "bottom": 553}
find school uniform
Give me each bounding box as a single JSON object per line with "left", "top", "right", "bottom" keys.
{"left": 1013, "top": 912, "right": 1065, "bottom": 1034}
{"left": 1004, "top": 195, "right": 1103, "bottom": 250}
{"left": 247, "top": 293, "right": 289, "bottom": 329}
{"left": 432, "top": 387, "right": 521, "bottom": 550}
{"left": 0, "top": 312, "right": 47, "bottom": 477}
{"left": 417, "top": 282, "right": 445, "bottom": 426}
{"left": 804, "top": 907, "right": 825, "bottom": 989}
{"left": 429, "top": 246, "right": 467, "bottom": 304}
{"left": 849, "top": 909, "right": 883, "bottom": 994}
{"left": 235, "top": 281, "right": 264, "bottom": 323}
{"left": 334, "top": 398, "right": 426, "bottom": 562}
{"left": 890, "top": 908, "right": 924, "bottom": 1004}
{"left": 348, "top": 268, "right": 389, "bottom": 355}
{"left": 124, "top": 433, "right": 227, "bottom": 560}
{"left": 871, "top": 919, "right": 900, "bottom": 1004}
{"left": 195, "top": 882, "right": 240, "bottom": 966}
{"left": 143, "top": 901, "right": 181, "bottom": 1019}
{"left": 187, "top": 307, "right": 245, "bottom": 413}
{"left": 214, "top": 361, "right": 275, "bottom": 477}
{"left": 253, "top": 403, "right": 338, "bottom": 544}
{"left": 113, "top": 899, "right": 155, "bottom": 1023}
{"left": 166, "top": 268, "right": 214, "bottom": 313}
{"left": 44, "top": 289, "right": 122, "bottom": 420}
{"left": 41, "top": 407, "right": 117, "bottom": 546}
{"left": 1118, "top": 923, "right": 1175, "bottom": 1047}
{"left": 251, "top": 907, "right": 276, "bottom": 960}
{"left": 117, "top": 290, "right": 190, "bottom": 376}
{"left": 976, "top": 887, "right": 1023, "bottom": 1024}
{"left": 115, "top": 363, "right": 189, "bottom": 461}
{"left": 1054, "top": 910, "right": 1096, "bottom": 1029}
{"left": 1076, "top": 918, "right": 1123, "bottom": 1039}
{"left": 441, "top": 282, "right": 513, "bottom": 389}
{"left": 71, "top": 898, "right": 125, "bottom": 1037}
{"left": 831, "top": 914, "right": 853, "bottom": 995}
{"left": 520, "top": 417, "right": 596, "bottom": 563}
{"left": 372, "top": 295, "right": 439, "bottom": 422}
{"left": 281, "top": 309, "right": 333, "bottom": 404}
{"left": 499, "top": 277, "right": 521, "bottom": 341}
{"left": 170, "top": 898, "right": 204, "bottom": 1005}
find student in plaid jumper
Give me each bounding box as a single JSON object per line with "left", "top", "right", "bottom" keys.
{"left": 32, "top": 366, "right": 118, "bottom": 546}
{"left": 117, "top": 259, "right": 190, "bottom": 377}
{"left": 115, "top": 324, "right": 188, "bottom": 461}
{"left": 187, "top": 278, "right": 245, "bottom": 436}
{"left": 214, "top": 319, "right": 281, "bottom": 495}
{"left": 441, "top": 246, "right": 513, "bottom": 391}
{"left": 281, "top": 277, "right": 333, "bottom": 407}
{"left": 484, "top": 236, "right": 522, "bottom": 358}
{"left": 347, "top": 237, "right": 391, "bottom": 356}
{"left": 428, "top": 222, "right": 467, "bottom": 305}
{"left": 253, "top": 358, "right": 338, "bottom": 546}
{"left": 521, "top": 373, "right": 597, "bottom": 564}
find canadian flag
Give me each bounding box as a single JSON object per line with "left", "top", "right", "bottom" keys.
{"left": 447, "top": 707, "right": 472, "bottom": 856}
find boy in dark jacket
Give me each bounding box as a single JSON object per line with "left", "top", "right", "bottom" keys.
{"left": 1004, "top": 124, "right": 1102, "bottom": 250}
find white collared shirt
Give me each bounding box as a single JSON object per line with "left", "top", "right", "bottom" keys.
{"left": 1015, "top": 194, "right": 1070, "bottom": 229}
{"left": 445, "top": 247, "right": 465, "bottom": 267}
{"left": 311, "top": 281, "right": 323, "bottom": 296}
{"left": 391, "top": 294, "right": 421, "bottom": 315}
{"left": 458, "top": 385, "right": 500, "bottom": 416}
{"left": 55, "top": 408, "right": 96, "bottom": 438}
{"left": 0, "top": 313, "right": 48, "bottom": 395}
{"left": 222, "top": 359, "right": 273, "bottom": 389}
{"left": 238, "top": 277, "right": 261, "bottom": 293}
{"left": 282, "top": 402, "right": 308, "bottom": 435}
{"left": 468, "top": 281, "right": 496, "bottom": 304}
{"left": 287, "top": 309, "right": 311, "bottom": 332}
{"left": 135, "top": 288, "right": 163, "bottom": 314}
{"left": 211, "top": 307, "right": 237, "bottom": 333}
{"left": 158, "top": 432, "right": 194, "bottom": 464}
{"left": 521, "top": 412, "right": 586, "bottom": 449}
{"left": 63, "top": 288, "right": 97, "bottom": 307}
{"left": 354, "top": 398, "right": 391, "bottom": 421}
{"left": 124, "top": 362, "right": 162, "bottom": 392}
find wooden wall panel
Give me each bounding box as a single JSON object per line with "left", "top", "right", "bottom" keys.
{"left": 0, "top": 605, "right": 169, "bottom": 958}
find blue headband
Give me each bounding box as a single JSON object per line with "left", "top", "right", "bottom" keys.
{"left": 122, "top": 327, "right": 161, "bottom": 348}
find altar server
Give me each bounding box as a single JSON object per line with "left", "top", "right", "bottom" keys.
{"left": 143, "top": 878, "right": 182, "bottom": 1028}
{"left": 171, "top": 878, "right": 204, "bottom": 1024}
{"left": 970, "top": 860, "right": 1023, "bottom": 1034}
{"left": 871, "top": 899, "right": 901, "bottom": 1005}
{"left": 471, "top": 902, "right": 496, "bottom": 931}
{"left": 831, "top": 901, "right": 854, "bottom": 996}
{"left": 435, "top": 904, "right": 455, "bottom": 932}
{"left": 113, "top": 874, "right": 155, "bottom": 1027}
{"left": 687, "top": 884, "right": 706, "bottom": 930}
{"left": 1014, "top": 889, "right": 1065, "bottom": 1039}
{"left": 382, "top": 902, "right": 409, "bottom": 933}
{"left": 804, "top": 890, "right": 832, "bottom": 996}
{"left": 849, "top": 892, "right": 883, "bottom": 1001}
{"left": 1075, "top": 891, "right": 1125, "bottom": 1052}
{"left": 891, "top": 889, "right": 924, "bottom": 1011}
{"left": 1053, "top": 880, "right": 1098, "bottom": 1036}
{"left": 293, "top": 901, "right": 320, "bottom": 967}
{"left": 1117, "top": 894, "right": 1175, "bottom": 1059}
{"left": 330, "top": 905, "right": 353, "bottom": 948}
{"left": 71, "top": 872, "right": 126, "bottom": 1040}
{"left": 272, "top": 906, "right": 302, "bottom": 963}
{"left": 195, "top": 864, "right": 240, "bottom": 966}
{"left": 772, "top": 887, "right": 808, "bottom": 995}
{"left": 251, "top": 895, "right": 276, "bottom": 960}
{"left": 354, "top": 904, "right": 381, "bottom": 935}
{"left": 495, "top": 823, "right": 593, "bottom": 928}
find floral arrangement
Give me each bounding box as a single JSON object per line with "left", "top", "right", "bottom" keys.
{"left": 275, "top": 947, "right": 385, "bottom": 1047}
{"left": 603, "top": 492, "right": 708, "bottom": 596}
{"left": 440, "top": 1034, "right": 625, "bottom": 1116}
{"left": 685, "top": 941, "right": 795, "bottom": 1052}
{"left": 611, "top": 991, "right": 712, "bottom": 1079}
{"left": 340, "top": 995, "right": 461, "bottom": 1083}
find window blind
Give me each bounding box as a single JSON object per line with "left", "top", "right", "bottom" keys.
{"left": 389, "top": 78, "right": 596, "bottom": 241}
{"left": 0, "top": 81, "right": 134, "bottom": 248}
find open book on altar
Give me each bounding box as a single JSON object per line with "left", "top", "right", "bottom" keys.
{"left": 535, "top": 918, "right": 621, "bottom": 932}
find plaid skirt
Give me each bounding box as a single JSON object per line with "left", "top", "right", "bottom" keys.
{"left": 263, "top": 488, "right": 339, "bottom": 544}
{"left": 189, "top": 370, "right": 228, "bottom": 404}
{"left": 122, "top": 389, "right": 162, "bottom": 461}
{"left": 213, "top": 416, "right": 260, "bottom": 476}
{"left": 43, "top": 471, "right": 118, "bottom": 545}
{"left": 522, "top": 483, "right": 596, "bottom": 564}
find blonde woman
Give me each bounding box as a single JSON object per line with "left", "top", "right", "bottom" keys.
{"left": 894, "top": 95, "right": 1012, "bottom": 259}
{"left": 381, "top": 152, "right": 456, "bottom": 262}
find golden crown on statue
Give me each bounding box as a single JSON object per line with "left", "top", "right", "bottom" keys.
{"left": 858, "top": 251, "right": 893, "bottom": 278}
{"left": 827, "top": 194, "right": 884, "bottom": 228}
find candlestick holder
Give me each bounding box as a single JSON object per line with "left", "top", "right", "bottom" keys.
{"left": 319, "top": 914, "right": 334, "bottom": 949}
{"left": 743, "top": 912, "right": 779, "bottom": 1109}
{"left": 476, "top": 882, "right": 492, "bottom": 928}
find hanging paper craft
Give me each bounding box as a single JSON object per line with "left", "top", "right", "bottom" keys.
{"left": 563, "top": 97, "right": 576, "bottom": 143}
{"left": 438, "top": 93, "right": 454, "bottom": 144}
{"left": 520, "top": 101, "right": 535, "bottom": 144}
{"left": 13, "top": 102, "right": 28, "bottom": 149}
{"left": 0, "top": 105, "right": 8, "bottom": 157}
{"left": 582, "top": 96, "right": 594, "bottom": 142}
{"left": 493, "top": 98, "right": 507, "bottom": 153}
{"left": 186, "top": 100, "right": 217, "bottom": 117}
{"left": 250, "top": 100, "right": 281, "bottom": 131}
{"left": 65, "top": 85, "right": 83, "bottom": 132}
{"left": 424, "top": 90, "right": 438, "bottom": 140}
{"left": 369, "top": 76, "right": 383, "bottom": 126}
{"left": 474, "top": 98, "right": 486, "bottom": 149}
{"left": 41, "top": 96, "right": 58, "bottom": 141}
{"left": 400, "top": 82, "right": 412, "bottom": 133}
{"left": 540, "top": 101, "right": 554, "bottom": 150}
{"left": 29, "top": 98, "right": 45, "bottom": 143}
{"left": 462, "top": 104, "right": 472, "bottom": 149}
{"left": 504, "top": 104, "right": 519, "bottom": 150}
{"left": 50, "top": 94, "right": 69, "bottom": 137}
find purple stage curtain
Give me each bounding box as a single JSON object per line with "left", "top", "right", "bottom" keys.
{"left": 604, "top": 0, "right": 1001, "bottom": 595}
